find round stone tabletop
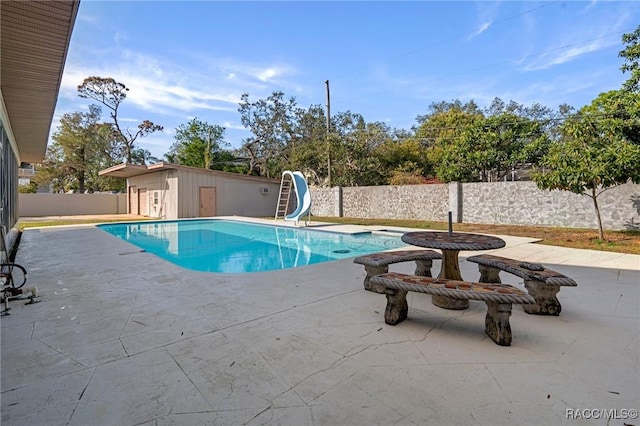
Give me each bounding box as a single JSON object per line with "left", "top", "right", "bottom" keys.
{"left": 401, "top": 231, "right": 506, "bottom": 251}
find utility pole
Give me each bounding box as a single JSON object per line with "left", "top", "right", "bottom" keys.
{"left": 325, "top": 80, "right": 331, "bottom": 187}
{"left": 205, "top": 128, "right": 212, "bottom": 170}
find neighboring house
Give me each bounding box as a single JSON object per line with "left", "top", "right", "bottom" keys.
{"left": 99, "top": 162, "right": 281, "bottom": 219}
{"left": 0, "top": 1, "right": 80, "bottom": 255}
{"left": 18, "top": 164, "right": 35, "bottom": 186}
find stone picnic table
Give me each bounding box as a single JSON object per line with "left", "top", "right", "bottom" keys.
{"left": 400, "top": 231, "right": 506, "bottom": 310}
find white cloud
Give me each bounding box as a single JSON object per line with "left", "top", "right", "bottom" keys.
{"left": 118, "top": 117, "right": 141, "bottom": 123}
{"left": 468, "top": 1, "right": 499, "bottom": 41}
{"left": 221, "top": 121, "right": 247, "bottom": 131}
{"left": 522, "top": 37, "right": 616, "bottom": 71}
{"left": 468, "top": 20, "right": 492, "bottom": 40}
{"left": 59, "top": 50, "right": 299, "bottom": 117}
{"left": 519, "top": 3, "right": 634, "bottom": 72}
{"left": 113, "top": 32, "right": 128, "bottom": 44}
{"left": 257, "top": 68, "right": 278, "bottom": 82}
{"left": 584, "top": 0, "right": 599, "bottom": 13}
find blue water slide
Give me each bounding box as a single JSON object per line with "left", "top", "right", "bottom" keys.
{"left": 285, "top": 171, "right": 312, "bottom": 224}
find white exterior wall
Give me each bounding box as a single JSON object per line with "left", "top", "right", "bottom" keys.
{"left": 219, "top": 180, "right": 280, "bottom": 216}
{"left": 175, "top": 168, "right": 280, "bottom": 218}
{"left": 19, "top": 193, "right": 127, "bottom": 216}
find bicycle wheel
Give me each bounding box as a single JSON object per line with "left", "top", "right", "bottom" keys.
{"left": 1, "top": 263, "right": 27, "bottom": 289}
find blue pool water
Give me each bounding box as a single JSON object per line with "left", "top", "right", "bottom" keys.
{"left": 97, "top": 219, "right": 407, "bottom": 273}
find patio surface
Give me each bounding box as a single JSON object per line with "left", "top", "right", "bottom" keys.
{"left": 1, "top": 217, "right": 639, "bottom": 425}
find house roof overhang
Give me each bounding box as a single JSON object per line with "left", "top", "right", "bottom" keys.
{"left": 98, "top": 163, "right": 161, "bottom": 179}
{"left": 1, "top": 0, "right": 80, "bottom": 163}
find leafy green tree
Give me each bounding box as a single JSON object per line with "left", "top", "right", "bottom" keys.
{"left": 327, "top": 113, "right": 390, "bottom": 186}
{"left": 214, "top": 150, "right": 249, "bottom": 174}
{"left": 289, "top": 105, "right": 330, "bottom": 183}
{"left": 18, "top": 182, "right": 38, "bottom": 193}
{"left": 415, "top": 99, "right": 482, "bottom": 125}
{"left": 620, "top": 25, "right": 640, "bottom": 93}
{"left": 415, "top": 99, "right": 557, "bottom": 182}
{"left": 533, "top": 91, "right": 640, "bottom": 239}
{"left": 131, "top": 148, "right": 159, "bottom": 166}
{"left": 415, "top": 100, "right": 484, "bottom": 181}
{"left": 38, "top": 105, "right": 105, "bottom": 193}
{"left": 437, "top": 111, "right": 551, "bottom": 182}
{"left": 165, "top": 118, "right": 227, "bottom": 169}
{"left": 533, "top": 28, "right": 640, "bottom": 240}
{"left": 238, "top": 91, "right": 298, "bottom": 177}
{"left": 78, "top": 76, "right": 163, "bottom": 164}
{"left": 374, "top": 137, "right": 432, "bottom": 183}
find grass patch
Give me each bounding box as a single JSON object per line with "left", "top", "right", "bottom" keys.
{"left": 310, "top": 216, "right": 640, "bottom": 255}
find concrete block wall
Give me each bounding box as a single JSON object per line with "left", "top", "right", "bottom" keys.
{"left": 309, "top": 187, "right": 342, "bottom": 217}
{"left": 17, "top": 182, "right": 640, "bottom": 230}
{"left": 311, "top": 184, "right": 450, "bottom": 221}
{"left": 311, "top": 181, "right": 640, "bottom": 231}
{"left": 461, "top": 181, "right": 640, "bottom": 230}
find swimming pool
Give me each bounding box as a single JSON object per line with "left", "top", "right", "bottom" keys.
{"left": 97, "top": 219, "right": 407, "bottom": 273}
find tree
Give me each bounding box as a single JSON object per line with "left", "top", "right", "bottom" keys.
{"left": 414, "top": 100, "right": 485, "bottom": 181}
{"left": 437, "top": 111, "right": 551, "bottom": 182}
{"left": 413, "top": 99, "right": 559, "bottom": 183}
{"left": 374, "top": 137, "right": 432, "bottom": 184}
{"left": 533, "top": 28, "right": 640, "bottom": 240}
{"left": 77, "top": 76, "right": 163, "bottom": 164}
{"left": 238, "top": 91, "right": 298, "bottom": 177}
{"left": 620, "top": 25, "right": 640, "bottom": 93}
{"left": 19, "top": 182, "right": 38, "bottom": 193}
{"left": 327, "top": 112, "right": 389, "bottom": 186}
{"left": 165, "top": 118, "right": 227, "bottom": 169}
{"left": 38, "top": 105, "right": 106, "bottom": 193}
{"left": 131, "top": 148, "right": 159, "bottom": 166}
{"left": 533, "top": 91, "right": 640, "bottom": 239}
{"left": 288, "top": 105, "right": 330, "bottom": 184}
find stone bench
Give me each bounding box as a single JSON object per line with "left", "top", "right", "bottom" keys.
{"left": 369, "top": 272, "right": 535, "bottom": 346}
{"left": 466, "top": 254, "right": 578, "bottom": 316}
{"left": 353, "top": 250, "right": 442, "bottom": 293}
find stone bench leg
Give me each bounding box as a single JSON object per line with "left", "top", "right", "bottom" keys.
{"left": 364, "top": 265, "right": 388, "bottom": 293}
{"left": 484, "top": 301, "right": 513, "bottom": 346}
{"left": 414, "top": 259, "right": 434, "bottom": 277}
{"left": 478, "top": 264, "right": 502, "bottom": 283}
{"left": 384, "top": 288, "right": 408, "bottom": 325}
{"left": 523, "top": 280, "right": 562, "bottom": 316}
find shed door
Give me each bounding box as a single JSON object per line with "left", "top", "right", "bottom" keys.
{"left": 199, "top": 186, "right": 216, "bottom": 217}
{"left": 139, "top": 188, "right": 149, "bottom": 216}
{"left": 129, "top": 186, "right": 138, "bottom": 214}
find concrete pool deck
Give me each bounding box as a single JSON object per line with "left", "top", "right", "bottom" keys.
{"left": 2, "top": 217, "right": 639, "bottom": 425}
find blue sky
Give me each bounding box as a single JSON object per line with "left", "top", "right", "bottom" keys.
{"left": 53, "top": 1, "right": 640, "bottom": 160}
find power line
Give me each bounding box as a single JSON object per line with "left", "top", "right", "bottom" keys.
{"left": 324, "top": 0, "right": 633, "bottom": 113}
{"left": 425, "top": 29, "right": 634, "bottom": 86}
{"left": 332, "top": 1, "right": 560, "bottom": 81}
{"left": 328, "top": 27, "right": 634, "bottom": 111}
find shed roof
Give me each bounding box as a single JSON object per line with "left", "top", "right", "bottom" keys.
{"left": 99, "top": 162, "right": 280, "bottom": 184}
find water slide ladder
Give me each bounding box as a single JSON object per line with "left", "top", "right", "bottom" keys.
{"left": 275, "top": 171, "right": 311, "bottom": 226}
{"left": 275, "top": 174, "right": 293, "bottom": 220}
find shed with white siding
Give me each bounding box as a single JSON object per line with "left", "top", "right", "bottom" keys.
{"left": 99, "top": 162, "right": 281, "bottom": 219}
